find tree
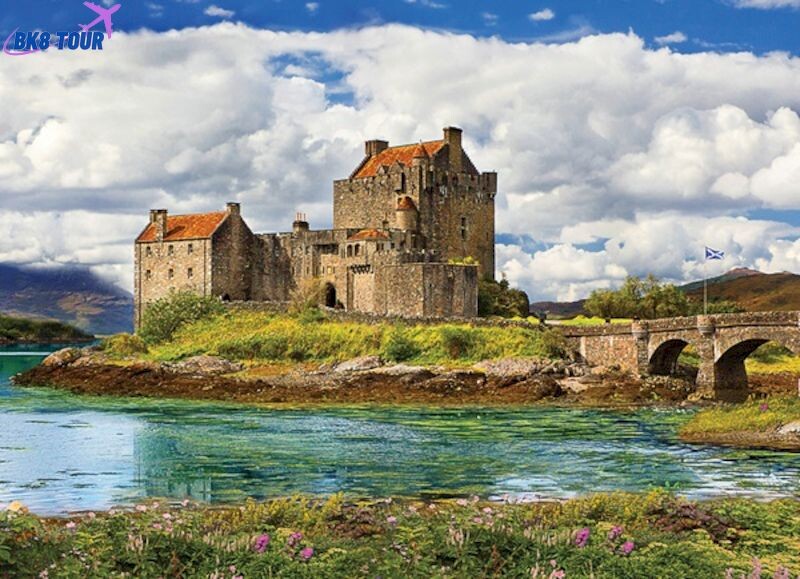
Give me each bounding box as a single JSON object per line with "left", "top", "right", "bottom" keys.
{"left": 584, "top": 275, "right": 692, "bottom": 320}
{"left": 478, "top": 277, "right": 530, "bottom": 318}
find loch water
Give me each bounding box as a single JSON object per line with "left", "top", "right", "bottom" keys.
{"left": 1, "top": 345, "right": 799, "bottom": 515}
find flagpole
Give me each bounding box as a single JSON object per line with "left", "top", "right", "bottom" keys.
{"left": 703, "top": 253, "right": 708, "bottom": 316}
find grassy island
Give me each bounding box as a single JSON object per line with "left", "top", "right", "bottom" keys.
{"left": 0, "top": 314, "right": 92, "bottom": 345}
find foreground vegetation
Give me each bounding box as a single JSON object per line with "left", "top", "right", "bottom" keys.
{"left": 2, "top": 491, "right": 797, "bottom": 578}
{"left": 0, "top": 314, "right": 91, "bottom": 344}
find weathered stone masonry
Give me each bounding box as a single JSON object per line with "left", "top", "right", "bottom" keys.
{"left": 134, "top": 127, "right": 493, "bottom": 326}
{"left": 562, "top": 312, "right": 800, "bottom": 401}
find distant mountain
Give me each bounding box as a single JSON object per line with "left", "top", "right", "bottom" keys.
{"left": 531, "top": 268, "right": 800, "bottom": 318}
{"left": 681, "top": 269, "right": 800, "bottom": 312}
{"left": 0, "top": 264, "right": 133, "bottom": 335}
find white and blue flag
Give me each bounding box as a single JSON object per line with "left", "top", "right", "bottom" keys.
{"left": 705, "top": 247, "right": 725, "bottom": 260}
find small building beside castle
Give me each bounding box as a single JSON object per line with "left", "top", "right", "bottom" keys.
{"left": 134, "top": 127, "right": 497, "bottom": 327}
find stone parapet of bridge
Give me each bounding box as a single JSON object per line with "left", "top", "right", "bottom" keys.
{"left": 560, "top": 312, "right": 800, "bottom": 401}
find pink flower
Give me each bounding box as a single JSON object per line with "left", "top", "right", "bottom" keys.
{"left": 162, "top": 513, "right": 172, "bottom": 520}
{"left": 300, "top": 547, "right": 314, "bottom": 561}
{"left": 386, "top": 516, "right": 398, "bottom": 526}
{"left": 254, "top": 534, "right": 270, "bottom": 553}
{"left": 65, "top": 522, "right": 76, "bottom": 530}
{"left": 135, "top": 505, "right": 147, "bottom": 512}
{"left": 87, "top": 512, "right": 96, "bottom": 520}
{"left": 288, "top": 532, "right": 303, "bottom": 547}
{"left": 181, "top": 499, "right": 190, "bottom": 507}
{"left": 760, "top": 403, "right": 769, "bottom": 413}
{"left": 152, "top": 523, "right": 162, "bottom": 531}
{"left": 574, "top": 527, "right": 590, "bottom": 548}
{"left": 607, "top": 525, "right": 623, "bottom": 541}
{"left": 620, "top": 541, "right": 635, "bottom": 555}
{"left": 482, "top": 507, "right": 493, "bottom": 514}
{"left": 456, "top": 499, "right": 468, "bottom": 507}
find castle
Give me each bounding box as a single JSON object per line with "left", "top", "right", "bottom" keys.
{"left": 134, "top": 127, "right": 497, "bottom": 327}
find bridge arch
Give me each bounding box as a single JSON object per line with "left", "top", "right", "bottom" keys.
{"left": 648, "top": 338, "right": 692, "bottom": 376}
{"left": 712, "top": 329, "right": 800, "bottom": 400}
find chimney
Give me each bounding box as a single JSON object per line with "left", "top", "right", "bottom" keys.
{"left": 443, "top": 126, "right": 462, "bottom": 172}
{"left": 150, "top": 209, "right": 168, "bottom": 241}
{"left": 365, "top": 139, "right": 389, "bottom": 157}
{"left": 226, "top": 202, "right": 241, "bottom": 216}
{"left": 292, "top": 212, "right": 309, "bottom": 234}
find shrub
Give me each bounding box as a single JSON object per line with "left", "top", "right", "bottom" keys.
{"left": 139, "top": 291, "right": 225, "bottom": 344}
{"left": 540, "top": 328, "right": 569, "bottom": 359}
{"left": 478, "top": 277, "right": 530, "bottom": 318}
{"left": 289, "top": 279, "right": 325, "bottom": 315}
{"left": 381, "top": 326, "right": 421, "bottom": 362}
{"left": 438, "top": 326, "right": 478, "bottom": 359}
{"left": 101, "top": 333, "right": 148, "bottom": 357}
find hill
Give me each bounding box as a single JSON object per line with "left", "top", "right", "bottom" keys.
{"left": 0, "top": 264, "right": 133, "bottom": 335}
{"left": 682, "top": 269, "right": 800, "bottom": 312}
{"left": 0, "top": 314, "right": 93, "bottom": 344}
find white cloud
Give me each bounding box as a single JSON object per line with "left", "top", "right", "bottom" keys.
{"left": 1, "top": 24, "right": 800, "bottom": 299}
{"left": 482, "top": 12, "right": 498, "bottom": 26}
{"left": 305, "top": 3, "right": 319, "bottom": 14}
{"left": 529, "top": 8, "right": 555, "bottom": 21}
{"left": 404, "top": 0, "right": 447, "bottom": 9}
{"left": 731, "top": 0, "right": 800, "bottom": 8}
{"left": 204, "top": 5, "right": 235, "bottom": 18}
{"left": 654, "top": 31, "right": 687, "bottom": 45}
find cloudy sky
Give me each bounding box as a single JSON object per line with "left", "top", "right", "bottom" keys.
{"left": 2, "top": 0, "right": 800, "bottom": 301}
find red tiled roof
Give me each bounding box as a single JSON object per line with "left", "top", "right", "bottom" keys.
{"left": 353, "top": 140, "right": 445, "bottom": 178}
{"left": 348, "top": 228, "right": 390, "bottom": 241}
{"left": 397, "top": 196, "right": 417, "bottom": 210}
{"left": 136, "top": 211, "right": 228, "bottom": 243}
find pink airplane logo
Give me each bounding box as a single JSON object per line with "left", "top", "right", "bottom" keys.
{"left": 80, "top": 2, "right": 121, "bottom": 38}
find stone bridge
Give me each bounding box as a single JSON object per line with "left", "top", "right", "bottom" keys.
{"left": 560, "top": 312, "right": 800, "bottom": 401}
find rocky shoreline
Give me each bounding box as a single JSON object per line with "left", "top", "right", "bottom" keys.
{"left": 13, "top": 347, "right": 696, "bottom": 407}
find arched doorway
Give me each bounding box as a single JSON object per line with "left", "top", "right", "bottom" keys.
{"left": 648, "top": 339, "right": 691, "bottom": 376}
{"left": 324, "top": 283, "right": 337, "bottom": 308}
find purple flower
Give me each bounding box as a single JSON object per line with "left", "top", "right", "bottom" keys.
{"left": 254, "top": 534, "right": 270, "bottom": 553}
{"left": 300, "top": 547, "right": 314, "bottom": 561}
{"left": 760, "top": 403, "right": 769, "bottom": 413}
{"left": 574, "top": 527, "right": 590, "bottom": 548}
{"left": 287, "top": 531, "right": 303, "bottom": 547}
{"left": 386, "top": 516, "right": 398, "bottom": 526}
{"left": 607, "top": 525, "right": 623, "bottom": 541}
{"left": 620, "top": 541, "right": 635, "bottom": 555}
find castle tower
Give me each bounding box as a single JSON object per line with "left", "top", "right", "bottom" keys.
{"left": 396, "top": 196, "right": 418, "bottom": 231}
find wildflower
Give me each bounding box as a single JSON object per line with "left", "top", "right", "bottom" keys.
{"left": 7, "top": 501, "right": 24, "bottom": 513}
{"left": 135, "top": 505, "right": 147, "bottom": 512}
{"left": 749, "top": 557, "right": 762, "bottom": 579}
{"left": 387, "top": 516, "right": 398, "bottom": 526}
{"left": 760, "top": 403, "right": 769, "bottom": 413}
{"left": 152, "top": 523, "right": 163, "bottom": 531}
{"left": 229, "top": 566, "right": 237, "bottom": 573}
{"left": 472, "top": 517, "right": 484, "bottom": 525}
{"left": 482, "top": 507, "right": 493, "bottom": 514}
{"left": 181, "top": 499, "right": 190, "bottom": 507}
{"left": 773, "top": 565, "right": 790, "bottom": 579}
{"left": 549, "top": 571, "right": 565, "bottom": 579}
{"left": 162, "top": 513, "right": 172, "bottom": 520}
{"left": 574, "top": 527, "right": 590, "bottom": 548}
{"left": 620, "top": 541, "right": 635, "bottom": 555}
{"left": 39, "top": 570, "right": 49, "bottom": 579}
{"left": 65, "top": 522, "right": 77, "bottom": 530}
{"left": 254, "top": 534, "right": 270, "bottom": 553}
{"left": 607, "top": 525, "right": 623, "bottom": 541}
{"left": 300, "top": 547, "right": 314, "bottom": 561}
{"left": 456, "top": 499, "right": 468, "bottom": 507}
{"left": 288, "top": 531, "right": 303, "bottom": 547}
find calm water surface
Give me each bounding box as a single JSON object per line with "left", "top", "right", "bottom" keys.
{"left": 1, "top": 345, "right": 800, "bottom": 514}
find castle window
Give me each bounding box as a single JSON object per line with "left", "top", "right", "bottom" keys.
{"left": 168, "top": 268, "right": 174, "bottom": 279}
{"left": 187, "top": 243, "right": 193, "bottom": 254}
{"left": 382, "top": 220, "right": 389, "bottom": 229}
{"left": 461, "top": 217, "right": 468, "bottom": 240}
{"left": 145, "top": 246, "right": 152, "bottom": 257}
{"left": 145, "top": 269, "right": 152, "bottom": 280}
{"left": 168, "top": 245, "right": 174, "bottom": 256}
{"left": 347, "top": 245, "right": 353, "bottom": 257}
{"left": 187, "top": 267, "right": 193, "bottom": 279}
{"left": 354, "top": 244, "right": 360, "bottom": 256}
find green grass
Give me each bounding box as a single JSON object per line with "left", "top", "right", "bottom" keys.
{"left": 144, "top": 310, "right": 562, "bottom": 366}
{"left": 558, "top": 315, "right": 633, "bottom": 326}
{"left": 2, "top": 491, "right": 799, "bottom": 578}
{"left": 681, "top": 397, "right": 800, "bottom": 436}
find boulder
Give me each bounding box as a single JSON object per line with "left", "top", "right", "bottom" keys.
{"left": 333, "top": 356, "right": 384, "bottom": 373}
{"left": 167, "top": 355, "right": 244, "bottom": 375}
{"left": 473, "top": 358, "right": 547, "bottom": 379}
{"left": 41, "top": 348, "right": 83, "bottom": 368}
{"left": 778, "top": 421, "right": 800, "bottom": 435}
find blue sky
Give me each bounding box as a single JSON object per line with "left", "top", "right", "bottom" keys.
{"left": 4, "top": 0, "right": 799, "bottom": 54}
{"left": 3, "top": 0, "right": 800, "bottom": 300}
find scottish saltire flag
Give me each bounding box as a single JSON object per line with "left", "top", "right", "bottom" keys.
{"left": 705, "top": 247, "right": 725, "bottom": 260}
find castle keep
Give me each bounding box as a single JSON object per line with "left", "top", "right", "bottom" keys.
{"left": 134, "top": 127, "right": 497, "bottom": 327}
